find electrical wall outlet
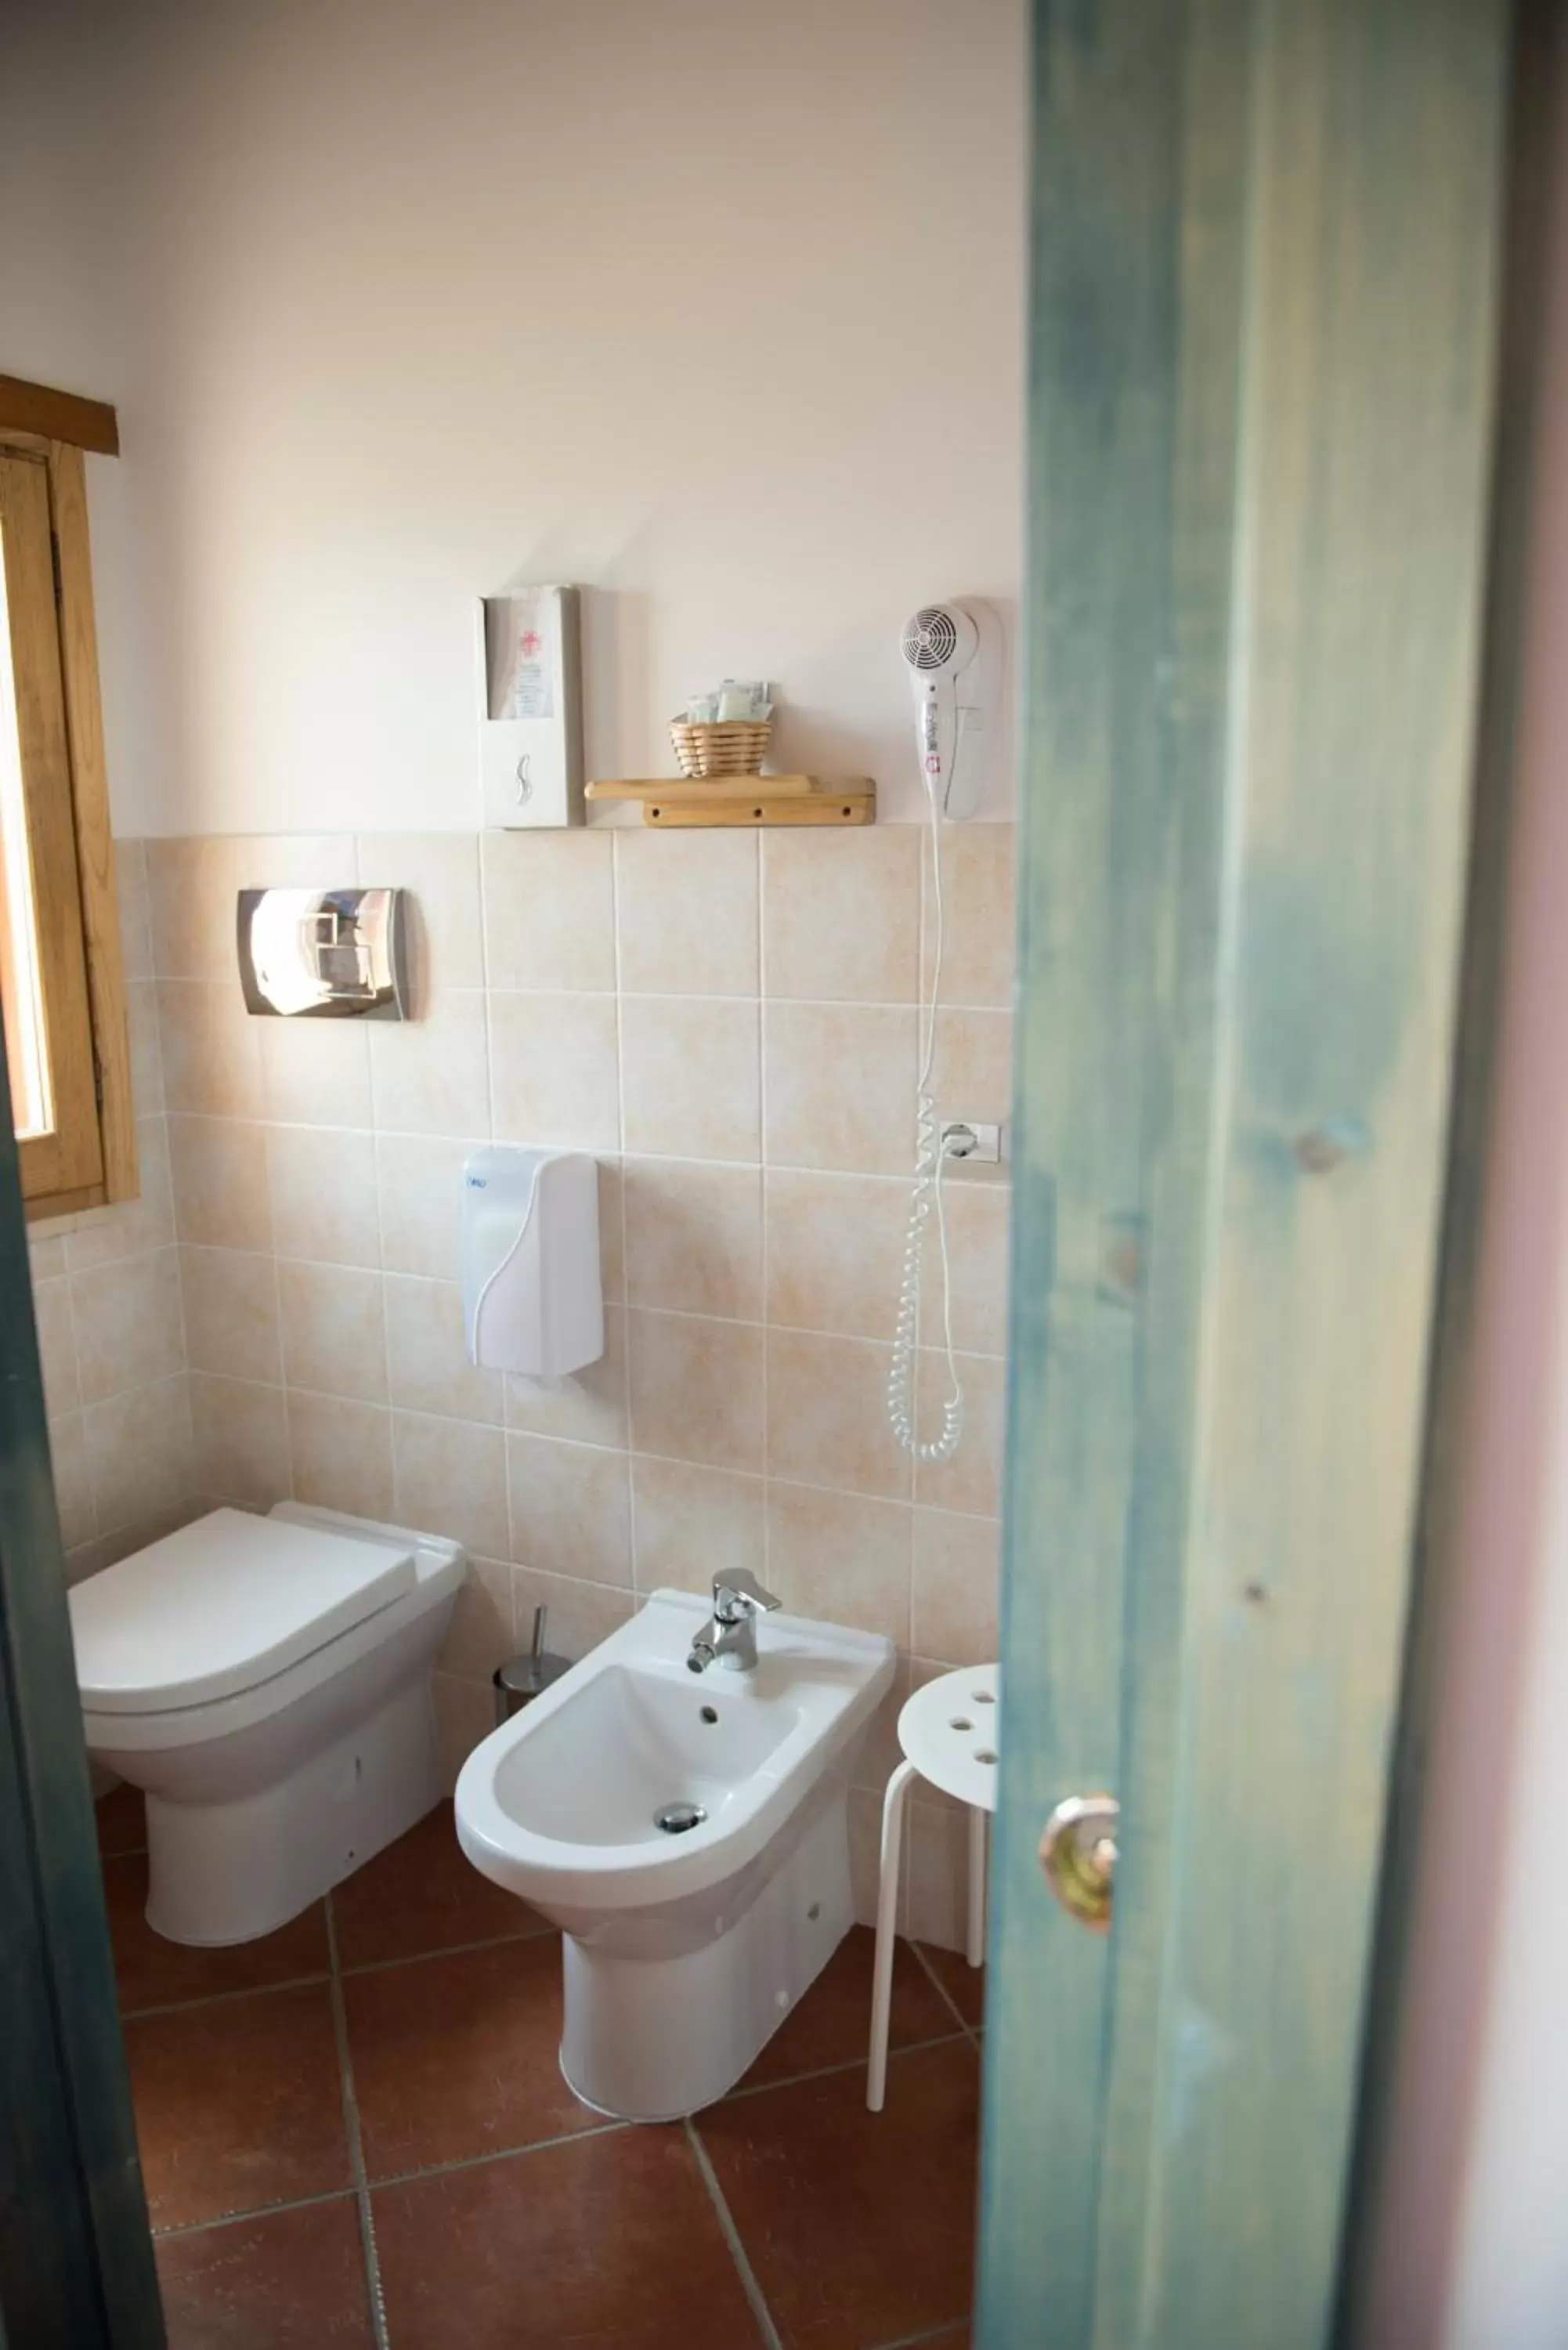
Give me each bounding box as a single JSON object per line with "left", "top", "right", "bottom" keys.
{"left": 940, "top": 1120, "right": 1006, "bottom": 1165}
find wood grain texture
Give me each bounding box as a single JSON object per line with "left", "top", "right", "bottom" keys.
{"left": 980, "top": 2, "right": 1505, "bottom": 2345}
{"left": 0, "top": 452, "right": 103, "bottom": 1202}
{"left": 49, "top": 443, "right": 136, "bottom": 1206}
{"left": 0, "top": 374, "right": 118, "bottom": 456}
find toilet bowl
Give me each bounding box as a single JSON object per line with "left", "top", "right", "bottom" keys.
{"left": 70, "top": 1502, "right": 465, "bottom": 1946}
{"left": 455, "top": 1586, "right": 894, "bottom": 2120}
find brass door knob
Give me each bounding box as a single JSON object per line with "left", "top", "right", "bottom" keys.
{"left": 1039, "top": 1793, "right": 1119, "bottom": 1932}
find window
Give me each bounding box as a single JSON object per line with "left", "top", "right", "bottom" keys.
{"left": 0, "top": 378, "right": 135, "bottom": 1220}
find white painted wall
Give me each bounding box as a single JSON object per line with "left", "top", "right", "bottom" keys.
{"left": 1364, "top": 20, "right": 1568, "bottom": 2344}
{"left": 0, "top": 0, "right": 1026, "bottom": 837}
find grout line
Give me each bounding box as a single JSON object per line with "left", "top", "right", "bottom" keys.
{"left": 119, "top": 1969, "right": 331, "bottom": 2023}
{"left": 870, "top": 2320, "right": 973, "bottom": 2349}
{"left": 338, "top": 1923, "right": 554, "bottom": 1979}
{"left": 152, "top": 2182, "right": 365, "bottom": 2241}
{"left": 717, "top": 2027, "right": 970, "bottom": 2108}
{"left": 684, "top": 2116, "right": 785, "bottom": 2350}
{"left": 365, "top": 2113, "right": 628, "bottom": 2196}
{"left": 909, "top": 1939, "right": 984, "bottom": 2048}
{"left": 323, "top": 1893, "right": 392, "bottom": 2350}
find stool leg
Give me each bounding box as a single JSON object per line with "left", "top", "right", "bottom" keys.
{"left": 867, "top": 1759, "right": 918, "bottom": 2113}
{"left": 967, "top": 1803, "right": 988, "bottom": 1969}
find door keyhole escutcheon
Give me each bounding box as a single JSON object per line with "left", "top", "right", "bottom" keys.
{"left": 1039, "top": 1793, "right": 1119, "bottom": 1932}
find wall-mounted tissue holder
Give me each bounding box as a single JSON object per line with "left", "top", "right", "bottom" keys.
{"left": 478, "top": 585, "right": 585, "bottom": 830}
{"left": 462, "top": 1146, "right": 603, "bottom": 1378}
{"left": 237, "top": 888, "right": 410, "bottom": 1018}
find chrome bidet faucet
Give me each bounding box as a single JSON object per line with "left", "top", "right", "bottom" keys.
{"left": 686, "top": 1571, "right": 782, "bottom": 1675}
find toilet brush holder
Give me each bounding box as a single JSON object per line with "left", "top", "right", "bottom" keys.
{"left": 494, "top": 1605, "right": 573, "bottom": 1725}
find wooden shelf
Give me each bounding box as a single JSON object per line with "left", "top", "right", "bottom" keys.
{"left": 585, "top": 775, "right": 875, "bottom": 828}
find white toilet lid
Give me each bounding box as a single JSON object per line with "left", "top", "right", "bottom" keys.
{"left": 69, "top": 1507, "right": 418, "bottom": 1715}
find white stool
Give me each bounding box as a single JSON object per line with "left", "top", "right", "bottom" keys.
{"left": 866, "top": 1661, "right": 1000, "bottom": 2111}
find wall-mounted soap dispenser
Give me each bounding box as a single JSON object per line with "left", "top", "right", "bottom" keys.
{"left": 461, "top": 1147, "right": 603, "bottom": 1376}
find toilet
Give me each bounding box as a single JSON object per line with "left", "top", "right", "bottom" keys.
{"left": 70, "top": 1501, "right": 466, "bottom": 1946}
{"left": 456, "top": 1585, "right": 894, "bottom": 2120}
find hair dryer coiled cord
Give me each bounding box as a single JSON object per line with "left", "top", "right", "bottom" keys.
{"left": 887, "top": 758, "right": 965, "bottom": 1462}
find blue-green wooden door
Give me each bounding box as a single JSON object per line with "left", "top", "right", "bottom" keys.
{"left": 979, "top": 2, "right": 1508, "bottom": 2343}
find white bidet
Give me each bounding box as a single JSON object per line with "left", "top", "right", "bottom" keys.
{"left": 454, "top": 1587, "right": 894, "bottom": 2120}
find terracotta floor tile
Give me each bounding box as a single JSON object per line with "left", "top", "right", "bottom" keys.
{"left": 916, "top": 1941, "right": 987, "bottom": 2031}
{"left": 155, "top": 2196, "right": 373, "bottom": 2348}
{"left": 696, "top": 2038, "right": 981, "bottom": 2350}
{"left": 105, "top": 1853, "right": 330, "bottom": 2015}
{"left": 332, "top": 1800, "right": 546, "bottom": 1969}
{"left": 739, "top": 1926, "right": 961, "bottom": 2092}
{"left": 126, "top": 1984, "right": 353, "bottom": 2229}
{"left": 345, "top": 1934, "right": 596, "bottom": 2178}
{"left": 96, "top": 1781, "right": 147, "bottom": 1856}
{"left": 374, "top": 2126, "right": 768, "bottom": 2348}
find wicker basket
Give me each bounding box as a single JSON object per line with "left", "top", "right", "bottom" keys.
{"left": 670, "top": 718, "right": 772, "bottom": 778}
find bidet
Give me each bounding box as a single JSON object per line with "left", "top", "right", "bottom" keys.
{"left": 455, "top": 1587, "right": 894, "bottom": 2119}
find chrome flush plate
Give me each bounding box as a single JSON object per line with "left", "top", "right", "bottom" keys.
{"left": 237, "top": 887, "right": 410, "bottom": 1019}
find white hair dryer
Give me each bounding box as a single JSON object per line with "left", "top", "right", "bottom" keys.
{"left": 900, "top": 599, "right": 1002, "bottom": 820}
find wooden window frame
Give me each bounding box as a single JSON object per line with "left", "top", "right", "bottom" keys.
{"left": 0, "top": 377, "right": 134, "bottom": 1224}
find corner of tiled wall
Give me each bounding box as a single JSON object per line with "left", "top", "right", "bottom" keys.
{"left": 42, "top": 820, "right": 1017, "bottom": 1950}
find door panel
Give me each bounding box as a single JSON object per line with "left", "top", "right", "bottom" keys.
{"left": 981, "top": 3, "right": 1507, "bottom": 2342}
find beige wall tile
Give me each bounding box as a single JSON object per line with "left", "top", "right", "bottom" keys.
{"left": 146, "top": 837, "right": 242, "bottom": 979}
{"left": 181, "top": 1246, "right": 284, "bottom": 1384}
{"left": 438, "top": 1556, "right": 515, "bottom": 1684}
{"left": 923, "top": 822, "right": 1016, "bottom": 1008}
{"left": 482, "top": 830, "right": 615, "bottom": 992}
{"left": 490, "top": 992, "right": 620, "bottom": 1152}
{"left": 596, "top": 1157, "right": 625, "bottom": 1300}
{"left": 384, "top": 1272, "right": 500, "bottom": 1424}
{"left": 84, "top": 1375, "right": 195, "bottom": 1536}
{"left": 114, "top": 838, "right": 154, "bottom": 982}
{"left": 287, "top": 1392, "right": 395, "bottom": 1519}
{"left": 853, "top": 1653, "right": 912, "bottom": 1797}
{"left": 434, "top": 1670, "right": 494, "bottom": 1790}
{"left": 504, "top": 1303, "right": 627, "bottom": 1449}
{"left": 66, "top": 1499, "right": 211, "bottom": 1589}
{"left": 766, "top": 1327, "right": 909, "bottom": 1501}
{"left": 509, "top": 1563, "right": 634, "bottom": 1667}
{"left": 912, "top": 1508, "right": 1001, "bottom": 1665}
{"left": 906, "top": 1799, "right": 974, "bottom": 1953}
{"left": 190, "top": 1374, "right": 291, "bottom": 1509}
{"left": 623, "top": 1158, "right": 762, "bottom": 1321}
{"left": 765, "top": 1169, "right": 908, "bottom": 1340}
{"left": 764, "top": 1481, "right": 912, "bottom": 1647}
{"left": 762, "top": 827, "right": 919, "bottom": 1003}
{"left": 70, "top": 1248, "right": 185, "bottom": 1405}
{"left": 29, "top": 1230, "right": 69, "bottom": 1281}
{"left": 627, "top": 1309, "right": 764, "bottom": 1473}
{"left": 369, "top": 989, "right": 490, "bottom": 1137}
{"left": 238, "top": 834, "right": 359, "bottom": 891}
{"left": 914, "top": 1348, "right": 1005, "bottom": 1519}
{"left": 125, "top": 978, "right": 165, "bottom": 1116}
{"left": 49, "top": 1411, "right": 97, "bottom": 1549}
{"left": 850, "top": 1784, "right": 906, "bottom": 1934}
{"left": 168, "top": 1117, "right": 273, "bottom": 1252}
{"left": 393, "top": 1410, "right": 509, "bottom": 1563}
{"left": 261, "top": 1016, "right": 373, "bottom": 1127}
{"left": 358, "top": 833, "right": 483, "bottom": 996}
{"left": 278, "top": 1260, "right": 388, "bottom": 1403}
{"left": 922, "top": 1179, "right": 1010, "bottom": 1356}
{"left": 933, "top": 1007, "right": 1013, "bottom": 1133}
{"left": 630, "top": 1455, "right": 765, "bottom": 1596}
{"left": 32, "top": 1277, "right": 78, "bottom": 1419}
{"left": 266, "top": 1126, "right": 380, "bottom": 1267}
{"left": 64, "top": 1119, "right": 176, "bottom": 1267}
{"left": 615, "top": 830, "right": 759, "bottom": 996}
{"left": 377, "top": 1132, "right": 480, "bottom": 1280}
{"left": 620, "top": 997, "right": 760, "bottom": 1162}
{"left": 156, "top": 980, "right": 265, "bottom": 1118}
{"left": 763, "top": 1003, "right": 916, "bottom": 1176}
{"left": 506, "top": 1432, "right": 632, "bottom": 1586}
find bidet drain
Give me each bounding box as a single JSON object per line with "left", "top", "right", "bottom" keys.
{"left": 655, "top": 1800, "right": 707, "bottom": 1835}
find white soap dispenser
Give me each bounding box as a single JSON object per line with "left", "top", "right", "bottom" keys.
{"left": 461, "top": 1147, "right": 604, "bottom": 1376}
